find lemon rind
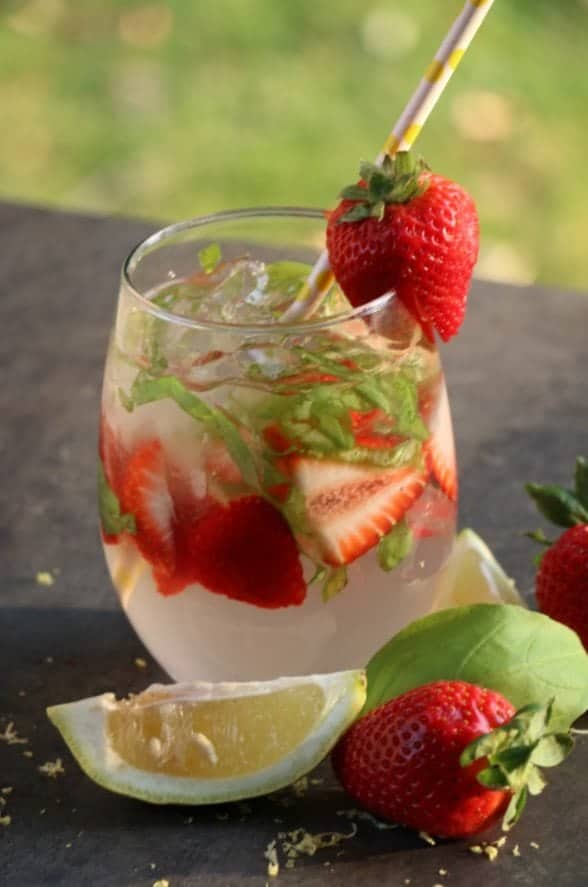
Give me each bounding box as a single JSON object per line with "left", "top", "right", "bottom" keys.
{"left": 47, "top": 670, "right": 366, "bottom": 805}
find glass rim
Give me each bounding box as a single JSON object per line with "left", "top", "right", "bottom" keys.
{"left": 121, "top": 206, "right": 395, "bottom": 335}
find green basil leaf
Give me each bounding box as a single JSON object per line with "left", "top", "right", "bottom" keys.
{"left": 98, "top": 462, "right": 136, "bottom": 536}
{"left": 322, "top": 566, "right": 348, "bottom": 602}
{"left": 127, "top": 374, "right": 259, "bottom": 489}
{"left": 198, "top": 242, "right": 222, "bottom": 274}
{"left": 265, "top": 261, "right": 311, "bottom": 295}
{"left": 294, "top": 348, "right": 355, "bottom": 380}
{"left": 309, "top": 564, "right": 327, "bottom": 586}
{"left": 377, "top": 520, "right": 413, "bottom": 571}
{"left": 365, "top": 604, "right": 588, "bottom": 730}
{"left": 305, "top": 439, "right": 422, "bottom": 469}
{"left": 313, "top": 410, "right": 355, "bottom": 450}
{"left": 356, "top": 376, "right": 393, "bottom": 412}
{"left": 281, "top": 486, "right": 312, "bottom": 538}
{"left": 118, "top": 387, "right": 134, "bottom": 412}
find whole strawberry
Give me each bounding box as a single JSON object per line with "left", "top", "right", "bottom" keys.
{"left": 526, "top": 456, "right": 588, "bottom": 649}
{"left": 332, "top": 681, "right": 572, "bottom": 838}
{"left": 326, "top": 152, "right": 479, "bottom": 341}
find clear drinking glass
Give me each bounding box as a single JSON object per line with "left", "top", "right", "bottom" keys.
{"left": 98, "top": 209, "right": 457, "bottom": 681}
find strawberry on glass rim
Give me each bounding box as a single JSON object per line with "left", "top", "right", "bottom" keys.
{"left": 326, "top": 151, "right": 479, "bottom": 342}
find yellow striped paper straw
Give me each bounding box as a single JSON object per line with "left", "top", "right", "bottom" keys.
{"left": 283, "top": 0, "right": 495, "bottom": 322}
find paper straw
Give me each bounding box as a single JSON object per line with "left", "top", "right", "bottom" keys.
{"left": 282, "top": 0, "right": 495, "bottom": 322}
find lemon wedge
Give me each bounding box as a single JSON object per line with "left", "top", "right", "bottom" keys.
{"left": 47, "top": 671, "right": 365, "bottom": 805}
{"left": 432, "top": 528, "right": 525, "bottom": 610}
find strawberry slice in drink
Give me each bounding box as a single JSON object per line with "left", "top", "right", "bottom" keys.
{"left": 290, "top": 458, "right": 427, "bottom": 566}
{"left": 120, "top": 439, "right": 178, "bottom": 594}
{"left": 424, "top": 385, "right": 457, "bottom": 502}
{"left": 182, "top": 495, "right": 306, "bottom": 609}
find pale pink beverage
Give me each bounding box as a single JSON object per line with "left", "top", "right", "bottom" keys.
{"left": 99, "top": 210, "right": 457, "bottom": 681}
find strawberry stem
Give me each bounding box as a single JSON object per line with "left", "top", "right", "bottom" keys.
{"left": 460, "top": 699, "right": 574, "bottom": 831}
{"left": 338, "top": 151, "right": 430, "bottom": 224}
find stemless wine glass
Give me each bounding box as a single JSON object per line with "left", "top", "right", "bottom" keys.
{"left": 98, "top": 209, "right": 457, "bottom": 682}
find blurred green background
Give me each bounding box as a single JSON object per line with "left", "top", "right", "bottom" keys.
{"left": 1, "top": 0, "right": 587, "bottom": 288}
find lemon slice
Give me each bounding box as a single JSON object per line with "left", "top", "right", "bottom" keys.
{"left": 432, "top": 528, "right": 525, "bottom": 610}
{"left": 47, "top": 671, "right": 366, "bottom": 805}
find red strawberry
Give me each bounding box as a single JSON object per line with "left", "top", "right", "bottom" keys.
{"left": 120, "top": 439, "right": 177, "bottom": 593}
{"left": 333, "top": 681, "right": 574, "bottom": 839}
{"left": 534, "top": 526, "right": 588, "bottom": 649}
{"left": 184, "top": 495, "right": 306, "bottom": 609}
{"left": 526, "top": 458, "right": 588, "bottom": 648}
{"left": 263, "top": 423, "right": 293, "bottom": 455}
{"left": 291, "top": 458, "right": 426, "bottom": 566}
{"left": 424, "top": 383, "right": 457, "bottom": 501}
{"left": 326, "top": 152, "right": 479, "bottom": 342}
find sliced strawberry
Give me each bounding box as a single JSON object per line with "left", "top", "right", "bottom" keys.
{"left": 183, "top": 496, "right": 306, "bottom": 609}
{"left": 291, "top": 458, "right": 427, "bottom": 566}
{"left": 120, "top": 439, "right": 177, "bottom": 592}
{"left": 263, "top": 423, "right": 292, "bottom": 454}
{"left": 424, "top": 385, "right": 457, "bottom": 502}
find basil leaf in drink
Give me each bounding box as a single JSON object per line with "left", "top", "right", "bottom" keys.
{"left": 365, "top": 604, "right": 588, "bottom": 730}
{"left": 144, "top": 288, "right": 186, "bottom": 371}
{"left": 306, "top": 439, "right": 422, "bottom": 469}
{"left": 322, "top": 566, "right": 348, "bottom": 602}
{"left": 309, "top": 564, "right": 327, "bottom": 586}
{"left": 124, "top": 374, "right": 259, "bottom": 489}
{"left": 265, "top": 261, "right": 311, "bottom": 296}
{"left": 98, "top": 463, "right": 136, "bottom": 536}
{"left": 198, "top": 242, "right": 221, "bottom": 274}
{"left": 377, "top": 520, "right": 413, "bottom": 571}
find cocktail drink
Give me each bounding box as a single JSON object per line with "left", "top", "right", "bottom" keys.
{"left": 99, "top": 209, "right": 457, "bottom": 681}
{"left": 56, "top": 4, "right": 544, "bottom": 840}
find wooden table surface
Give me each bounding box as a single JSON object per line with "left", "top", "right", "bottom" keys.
{"left": 1, "top": 201, "right": 587, "bottom": 886}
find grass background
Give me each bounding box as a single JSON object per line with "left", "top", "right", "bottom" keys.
{"left": 1, "top": 0, "right": 587, "bottom": 288}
